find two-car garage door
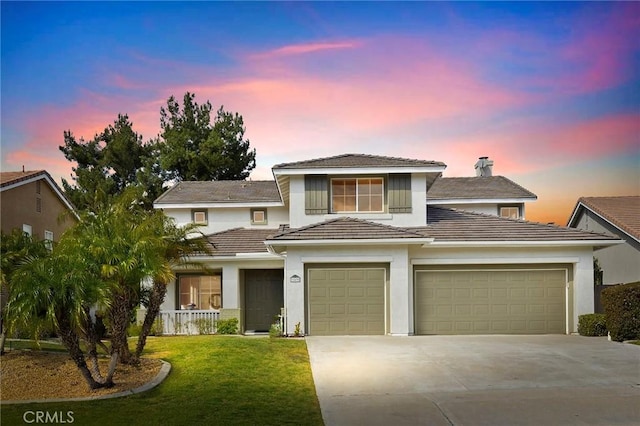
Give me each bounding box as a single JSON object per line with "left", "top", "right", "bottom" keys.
{"left": 415, "top": 269, "right": 566, "bottom": 335}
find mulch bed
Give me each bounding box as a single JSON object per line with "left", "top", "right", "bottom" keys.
{"left": 1, "top": 350, "right": 162, "bottom": 401}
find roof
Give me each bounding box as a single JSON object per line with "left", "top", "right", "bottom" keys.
{"left": 427, "top": 176, "right": 537, "bottom": 201}
{"left": 1, "top": 170, "right": 47, "bottom": 187}
{"left": 198, "top": 228, "right": 276, "bottom": 256}
{"left": 273, "top": 153, "right": 446, "bottom": 169}
{"left": 154, "top": 180, "right": 281, "bottom": 205}
{"left": 266, "top": 208, "right": 620, "bottom": 248}
{"left": 568, "top": 196, "right": 640, "bottom": 242}
{"left": 268, "top": 217, "right": 428, "bottom": 241}
{"left": 419, "top": 207, "right": 620, "bottom": 243}
{"left": 0, "top": 170, "right": 77, "bottom": 214}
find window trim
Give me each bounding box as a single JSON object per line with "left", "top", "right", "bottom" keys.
{"left": 330, "top": 177, "right": 385, "bottom": 214}
{"left": 251, "top": 208, "right": 268, "bottom": 225}
{"left": 192, "top": 209, "right": 208, "bottom": 225}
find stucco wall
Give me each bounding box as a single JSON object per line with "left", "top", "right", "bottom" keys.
{"left": 573, "top": 211, "right": 640, "bottom": 285}
{"left": 162, "top": 206, "right": 289, "bottom": 234}
{"left": 0, "top": 178, "right": 76, "bottom": 241}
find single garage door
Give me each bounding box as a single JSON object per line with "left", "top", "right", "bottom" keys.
{"left": 415, "top": 269, "right": 566, "bottom": 335}
{"left": 308, "top": 267, "right": 385, "bottom": 335}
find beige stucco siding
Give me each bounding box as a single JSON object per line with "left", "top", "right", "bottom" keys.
{"left": 573, "top": 211, "right": 640, "bottom": 285}
{"left": 1, "top": 179, "right": 76, "bottom": 241}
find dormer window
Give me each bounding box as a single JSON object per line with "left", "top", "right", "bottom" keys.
{"left": 500, "top": 206, "right": 520, "bottom": 219}
{"left": 331, "top": 178, "right": 384, "bottom": 213}
{"left": 251, "top": 208, "right": 267, "bottom": 225}
{"left": 192, "top": 210, "right": 208, "bottom": 225}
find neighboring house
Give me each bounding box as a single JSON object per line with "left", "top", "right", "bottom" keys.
{"left": 567, "top": 196, "right": 640, "bottom": 285}
{"left": 154, "top": 154, "right": 620, "bottom": 336}
{"left": 0, "top": 170, "right": 77, "bottom": 244}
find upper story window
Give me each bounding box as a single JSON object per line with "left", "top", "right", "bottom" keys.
{"left": 44, "top": 230, "right": 54, "bottom": 250}
{"left": 192, "top": 210, "right": 208, "bottom": 225}
{"left": 331, "top": 178, "right": 384, "bottom": 213}
{"left": 500, "top": 206, "right": 520, "bottom": 219}
{"left": 22, "top": 224, "right": 32, "bottom": 237}
{"left": 251, "top": 208, "right": 267, "bottom": 225}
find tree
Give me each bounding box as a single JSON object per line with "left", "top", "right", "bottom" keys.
{"left": 159, "top": 92, "right": 256, "bottom": 181}
{"left": 5, "top": 234, "right": 115, "bottom": 389}
{"left": 0, "top": 230, "right": 50, "bottom": 355}
{"left": 59, "top": 114, "right": 159, "bottom": 210}
{"left": 134, "top": 219, "right": 208, "bottom": 361}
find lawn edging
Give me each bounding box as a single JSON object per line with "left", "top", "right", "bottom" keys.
{"left": 0, "top": 360, "right": 171, "bottom": 405}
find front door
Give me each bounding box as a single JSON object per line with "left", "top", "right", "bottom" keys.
{"left": 244, "top": 269, "right": 284, "bottom": 332}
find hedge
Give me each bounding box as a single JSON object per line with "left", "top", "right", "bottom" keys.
{"left": 601, "top": 282, "right": 640, "bottom": 342}
{"left": 578, "top": 313, "right": 607, "bottom": 336}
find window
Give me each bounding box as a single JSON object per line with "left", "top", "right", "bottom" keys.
{"left": 36, "top": 181, "right": 41, "bottom": 194}
{"left": 179, "top": 275, "right": 221, "bottom": 310}
{"left": 500, "top": 206, "right": 520, "bottom": 219}
{"left": 22, "top": 224, "right": 32, "bottom": 237}
{"left": 331, "top": 178, "right": 384, "bottom": 213}
{"left": 36, "top": 198, "right": 42, "bottom": 213}
{"left": 251, "top": 209, "right": 267, "bottom": 224}
{"left": 192, "top": 210, "right": 208, "bottom": 225}
{"left": 44, "top": 230, "right": 54, "bottom": 250}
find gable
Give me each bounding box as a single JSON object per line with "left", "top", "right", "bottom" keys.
{"left": 568, "top": 196, "right": 640, "bottom": 243}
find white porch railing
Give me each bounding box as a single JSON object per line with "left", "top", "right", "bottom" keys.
{"left": 158, "top": 310, "right": 220, "bottom": 335}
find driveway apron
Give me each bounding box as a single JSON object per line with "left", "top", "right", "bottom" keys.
{"left": 306, "top": 335, "right": 640, "bottom": 426}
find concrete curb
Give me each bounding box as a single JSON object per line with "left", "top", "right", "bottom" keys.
{"left": 1, "top": 360, "right": 171, "bottom": 405}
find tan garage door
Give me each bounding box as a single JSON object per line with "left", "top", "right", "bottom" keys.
{"left": 308, "top": 268, "right": 385, "bottom": 335}
{"left": 415, "top": 269, "right": 566, "bottom": 335}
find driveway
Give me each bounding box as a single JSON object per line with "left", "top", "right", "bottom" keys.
{"left": 306, "top": 335, "right": 640, "bottom": 426}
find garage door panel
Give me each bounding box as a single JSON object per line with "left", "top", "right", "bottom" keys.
{"left": 416, "top": 269, "right": 566, "bottom": 335}
{"left": 309, "top": 267, "right": 385, "bottom": 336}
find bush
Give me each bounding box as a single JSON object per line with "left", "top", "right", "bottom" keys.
{"left": 602, "top": 282, "right": 640, "bottom": 342}
{"left": 578, "top": 313, "right": 607, "bottom": 336}
{"left": 192, "top": 318, "right": 215, "bottom": 335}
{"left": 216, "top": 318, "right": 238, "bottom": 335}
{"left": 269, "top": 321, "right": 283, "bottom": 338}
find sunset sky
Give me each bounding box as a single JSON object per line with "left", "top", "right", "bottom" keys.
{"left": 1, "top": 2, "right": 638, "bottom": 225}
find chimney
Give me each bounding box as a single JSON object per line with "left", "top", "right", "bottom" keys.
{"left": 474, "top": 156, "right": 493, "bottom": 177}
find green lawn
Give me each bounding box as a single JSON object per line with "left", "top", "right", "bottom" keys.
{"left": 1, "top": 336, "right": 324, "bottom": 425}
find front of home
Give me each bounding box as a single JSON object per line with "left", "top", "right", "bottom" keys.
{"left": 153, "top": 154, "right": 620, "bottom": 336}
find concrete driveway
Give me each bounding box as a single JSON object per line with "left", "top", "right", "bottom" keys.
{"left": 306, "top": 335, "right": 640, "bottom": 426}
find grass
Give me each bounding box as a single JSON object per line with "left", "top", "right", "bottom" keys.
{"left": 1, "top": 336, "right": 324, "bottom": 425}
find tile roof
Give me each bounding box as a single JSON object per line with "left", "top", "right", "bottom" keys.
{"left": 419, "top": 207, "right": 619, "bottom": 242}
{"left": 154, "top": 180, "right": 281, "bottom": 204}
{"left": 268, "top": 217, "right": 428, "bottom": 241}
{"left": 0, "top": 170, "right": 47, "bottom": 187}
{"left": 570, "top": 196, "right": 640, "bottom": 241}
{"left": 197, "top": 228, "right": 276, "bottom": 256}
{"left": 427, "top": 176, "right": 537, "bottom": 201}
{"left": 273, "top": 153, "right": 446, "bottom": 169}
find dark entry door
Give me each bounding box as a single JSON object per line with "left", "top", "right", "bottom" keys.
{"left": 244, "top": 270, "right": 284, "bottom": 332}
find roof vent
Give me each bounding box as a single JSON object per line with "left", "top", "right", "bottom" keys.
{"left": 474, "top": 156, "right": 494, "bottom": 177}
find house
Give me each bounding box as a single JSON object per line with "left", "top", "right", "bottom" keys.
{"left": 154, "top": 154, "right": 621, "bottom": 336}
{"left": 0, "top": 170, "right": 77, "bottom": 244}
{"left": 567, "top": 196, "right": 640, "bottom": 285}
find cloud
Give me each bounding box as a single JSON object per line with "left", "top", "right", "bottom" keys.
{"left": 250, "top": 40, "right": 362, "bottom": 60}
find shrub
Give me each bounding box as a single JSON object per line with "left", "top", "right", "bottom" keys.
{"left": 269, "top": 321, "right": 283, "bottom": 338}
{"left": 127, "top": 323, "right": 143, "bottom": 337}
{"left": 216, "top": 318, "right": 238, "bottom": 335}
{"left": 578, "top": 313, "right": 607, "bottom": 336}
{"left": 602, "top": 282, "right": 640, "bottom": 342}
{"left": 192, "top": 318, "right": 215, "bottom": 335}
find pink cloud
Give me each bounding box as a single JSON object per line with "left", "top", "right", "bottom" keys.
{"left": 250, "top": 40, "right": 363, "bottom": 59}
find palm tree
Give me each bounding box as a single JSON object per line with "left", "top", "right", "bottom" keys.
{"left": 0, "top": 230, "right": 49, "bottom": 355}
{"left": 5, "top": 242, "right": 115, "bottom": 389}
{"left": 134, "top": 216, "right": 209, "bottom": 361}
